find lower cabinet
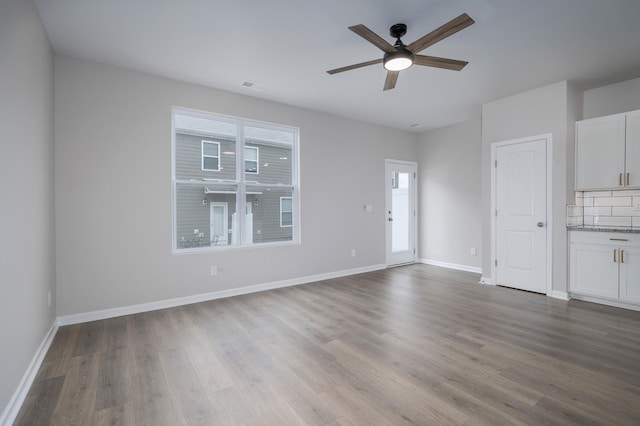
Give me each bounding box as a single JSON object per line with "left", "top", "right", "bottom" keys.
{"left": 569, "top": 231, "right": 640, "bottom": 305}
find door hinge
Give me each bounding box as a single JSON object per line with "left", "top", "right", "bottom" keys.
{"left": 495, "top": 259, "right": 498, "bottom": 266}
{"left": 414, "top": 172, "right": 416, "bottom": 179}
{"left": 495, "top": 209, "right": 498, "bottom": 217}
{"left": 413, "top": 248, "right": 416, "bottom": 254}
{"left": 494, "top": 160, "right": 497, "bottom": 168}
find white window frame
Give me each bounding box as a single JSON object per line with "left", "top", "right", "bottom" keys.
{"left": 245, "top": 146, "right": 259, "bottom": 174}
{"left": 280, "top": 196, "right": 293, "bottom": 228}
{"left": 201, "top": 140, "right": 220, "bottom": 171}
{"left": 172, "top": 107, "right": 300, "bottom": 254}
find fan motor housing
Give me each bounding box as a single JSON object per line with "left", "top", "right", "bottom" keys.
{"left": 389, "top": 23, "right": 407, "bottom": 39}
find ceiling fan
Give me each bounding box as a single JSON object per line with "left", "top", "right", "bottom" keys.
{"left": 327, "top": 13, "right": 474, "bottom": 91}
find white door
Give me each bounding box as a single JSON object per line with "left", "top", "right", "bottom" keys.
{"left": 495, "top": 138, "right": 547, "bottom": 293}
{"left": 385, "top": 160, "right": 417, "bottom": 266}
{"left": 210, "top": 202, "right": 228, "bottom": 245}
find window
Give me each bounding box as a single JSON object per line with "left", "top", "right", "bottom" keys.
{"left": 172, "top": 108, "right": 299, "bottom": 252}
{"left": 280, "top": 197, "right": 292, "bottom": 227}
{"left": 201, "top": 141, "right": 220, "bottom": 171}
{"left": 245, "top": 146, "right": 259, "bottom": 174}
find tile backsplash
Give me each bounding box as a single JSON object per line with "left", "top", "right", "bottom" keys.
{"left": 568, "top": 190, "right": 640, "bottom": 228}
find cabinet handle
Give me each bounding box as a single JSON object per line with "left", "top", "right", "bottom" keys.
{"left": 621, "top": 250, "right": 625, "bottom": 264}
{"left": 620, "top": 173, "right": 623, "bottom": 186}
{"left": 613, "top": 249, "right": 617, "bottom": 263}
{"left": 609, "top": 238, "right": 629, "bottom": 241}
{"left": 628, "top": 172, "right": 631, "bottom": 186}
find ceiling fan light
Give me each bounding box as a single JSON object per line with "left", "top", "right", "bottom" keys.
{"left": 383, "top": 51, "right": 414, "bottom": 71}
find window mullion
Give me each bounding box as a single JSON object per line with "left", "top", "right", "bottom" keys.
{"left": 236, "top": 124, "right": 246, "bottom": 245}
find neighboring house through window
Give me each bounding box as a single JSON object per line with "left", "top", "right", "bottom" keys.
{"left": 173, "top": 108, "right": 299, "bottom": 252}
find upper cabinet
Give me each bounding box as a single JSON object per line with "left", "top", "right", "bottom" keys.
{"left": 575, "top": 110, "right": 640, "bottom": 190}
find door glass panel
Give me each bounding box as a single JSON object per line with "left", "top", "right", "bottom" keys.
{"left": 392, "top": 171, "right": 410, "bottom": 252}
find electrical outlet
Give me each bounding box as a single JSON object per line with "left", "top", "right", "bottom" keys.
{"left": 47, "top": 291, "right": 51, "bottom": 307}
{"left": 210, "top": 266, "right": 218, "bottom": 276}
{"left": 634, "top": 198, "right": 640, "bottom": 212}
{"left": 351, "top": 249, "right": 356, "bottom": 257}
{"left": 470, "top": 247, "right": 477, "bottom": 256}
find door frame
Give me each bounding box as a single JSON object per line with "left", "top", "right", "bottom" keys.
{"left": 385, "top": 159, "right": 418, "bottom": 266}
{"left": 490, "top": 134, "right": 553, "bottom": 295}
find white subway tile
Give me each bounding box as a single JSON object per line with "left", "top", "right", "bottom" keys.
{"left": 594, "top": 197, "right": 632, "bottom": 206}
{"left": 583, "top": 197, "right": 594, "bottom": 207}
{"left": 584, "top": 206, "right": 612, "bottom": 216}
{"left": 612, "top": 206, "right": 640, "bottom": 217}
{"left": 594, "top": 216, "right": 632, "bottom": 227}
{"left": 583, "top": 215, "right": 594, "bottom": 225}
{"left": 584, "top": 191, "right": 612, "bottom": 197}
{"left": 613, "top": 190, "right": 640, "bottom": 197}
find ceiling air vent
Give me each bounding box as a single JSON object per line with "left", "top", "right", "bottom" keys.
{"left": 241, "top": 80, "right": 266, "bottom": 91}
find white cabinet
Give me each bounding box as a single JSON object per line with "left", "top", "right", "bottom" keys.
{"left": 569, "top": 231, "right": 640, "bottom": 305}
{"left": 575, "top": 110, "right": 640, "bottom": 190}
{"left": 620, "top": 245, "right": 640, "bottom": 303}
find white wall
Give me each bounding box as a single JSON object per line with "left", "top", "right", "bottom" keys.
{"left": 481, "top": 81, "right": 580, "bottom": 292}
{"left": 583, "top": 76, "right": 640, "bottom": 119}
{"left": 417, "top": 119, "right": 482, "bottom": 271}
{"left": 0, "top": 0, "right": 55, "bottom": 420}
{"left": 54, "top": 55, "right": 418, "bottom": 316}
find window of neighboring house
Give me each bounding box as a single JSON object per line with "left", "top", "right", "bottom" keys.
{"left": 280, "top": 197, "right": 292, "bottom": 227}
{"left": 173, "top": 108, "right": 299, "bottom": 253}
{"left": 202, "top": 141, "right": 220, "bottom": 171}
{"left": 245, "top": 146, "right": 259, "bottom": 174}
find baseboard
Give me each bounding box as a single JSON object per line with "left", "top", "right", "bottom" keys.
{"left": 570, "top": 293, "right": 640, "bottom": 312}
{"left": 479, "top": 276, "right": 495, "bottom": 285}
{"left": 418, "top": 258, "right": 482, "bottom": 274}
{"left": 1, "top": 321, "right": 58, "bottom": 426}
{"left": 548, "top": 290, "right": 570, "bottom": 301}
{"left": 57, "top": 263, "right": 387, "bottom": 326}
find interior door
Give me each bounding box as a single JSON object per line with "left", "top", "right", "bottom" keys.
{"left": 496, "top": 138, "right": 547, "bottom": 293}
{"left": 385, "top": 160, "right": 417, "bottom": 266}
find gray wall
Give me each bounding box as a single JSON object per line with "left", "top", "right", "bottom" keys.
{"left": 583, "top": 76, "right": 640, "bottom": 119}
{"left": 481, "top": 81, "right": 581, "bottom": 292}
{"left": 0, "top": 0, "right": 55, "bottom": 419}
{"left": 417, "top": 119, "right": 482, "bottom": 270}
{"left": 54, "top": 55, "right": 418, "bottom": 316}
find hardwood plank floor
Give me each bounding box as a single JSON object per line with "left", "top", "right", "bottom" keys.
{"left": 15, "top": 264, "right": 640, "bottom": 425}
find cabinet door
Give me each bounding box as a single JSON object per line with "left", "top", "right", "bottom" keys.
{"left": 620, "top": 246, "right": 640, "bottom": 303}
{"left": 575, "top": 114, "right": 626, "bottom": 190}
{"left": 570, "top": 243, "right": 619, "bottom": 299}
{"left": 626, "top": 110, "right": 640, "bottom": 188}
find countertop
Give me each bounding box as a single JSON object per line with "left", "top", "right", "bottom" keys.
{"left": 568, "top": 226, "right": 640, "bottom": 233}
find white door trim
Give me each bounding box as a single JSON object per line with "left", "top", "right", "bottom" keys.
{"left": 385, "top": 159, "right": 418, "bottom": 267}
{"left": 490, "top": 134, "right": 553, "bottom": 296}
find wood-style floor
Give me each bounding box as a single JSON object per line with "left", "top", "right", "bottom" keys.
{"left": 15, "top": 264, "right": 640, "bottom": 425}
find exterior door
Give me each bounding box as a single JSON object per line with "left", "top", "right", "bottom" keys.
{"left": 495, "top": 137, "right": 547, "bottom": 293}
{"left": 385, "top": 160, "right": 417, "bottom": 266}
{"left": 210, "top": 202, "right": 228, "bottom": 245}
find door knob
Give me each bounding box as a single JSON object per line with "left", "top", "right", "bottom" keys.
{"left": 388, "top": 218, "right": 393, "bottom": 222}
{"left": 537, "top": 222, "right": 545, "bottom": 228}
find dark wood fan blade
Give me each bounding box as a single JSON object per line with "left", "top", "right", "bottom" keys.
{"left": 327, "top": 58, "right": 382, "bottom": 75}
{"left": 413, "top": 55, "right": 468, "bottom": 71}
{"left": 349, "top": 24, "right": 396, "bottom": 53}
{"left": 383, "top": 71, "right": 399, "bottom": 91}
{"left": 407, "top": 13, "right": 474, "bottom": 54}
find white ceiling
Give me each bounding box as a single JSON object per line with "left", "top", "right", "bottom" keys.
{"left": 35, "top": 0, "right": 640, "bottom": 132}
